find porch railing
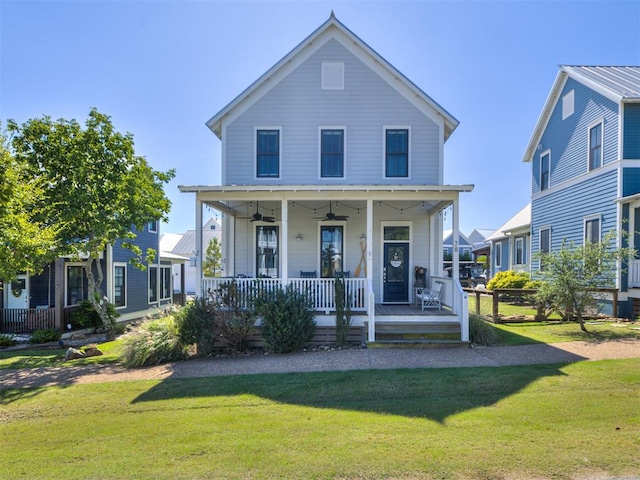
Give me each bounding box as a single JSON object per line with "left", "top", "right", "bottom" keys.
{"left": 202, "top": 277, "right": 367, "bottom": 312}
{"left": 1, "top": 308, "right": 56, "bottom": 333}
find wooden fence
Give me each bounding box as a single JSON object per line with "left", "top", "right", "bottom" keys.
{"left": 0, "top": 308, "right": 56, "bottom": 333}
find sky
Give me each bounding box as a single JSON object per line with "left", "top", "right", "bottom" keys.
{"left": 2, "top": 0, "right": 639, "bottom": 238}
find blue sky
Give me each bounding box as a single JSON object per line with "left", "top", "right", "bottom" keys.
{"left": 2, "top": 0, "right": 639, "bottom": 237}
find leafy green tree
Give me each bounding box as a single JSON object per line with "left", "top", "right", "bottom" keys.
{"left": 8, "top": 109, "right": 175, "bottom": 340}
{"left": 203, "top": 237, "right": 223, "bottom": 277}
{"left": 535, "top": 230, "right": 634, "bottom": 332}
{"left": 0, "top": 128, "right": 58, "bottom": 281}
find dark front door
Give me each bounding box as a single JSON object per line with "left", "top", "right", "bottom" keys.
{"left": 383, "top": 243, "right": 409, "bottom": 303}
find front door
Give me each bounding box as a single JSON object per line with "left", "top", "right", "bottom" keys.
{"left": 7, "top": 275, "right": 29, "bottom": 309}
{"left": 383, "top": 243, "right": 409, "bottom": 303}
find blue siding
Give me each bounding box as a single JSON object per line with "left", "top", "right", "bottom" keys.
{"left": 532, "top": 78, "right": 619, "bottom": 194}
{"left": 492, "top": 238, "right": 510, "bottom": 275}
{"left": 624, "top": 103, "right": 640, "bottom": 159}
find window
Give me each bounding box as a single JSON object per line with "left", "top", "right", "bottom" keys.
{"left": 160, "top": 266, "right": 171, "bottom": 300}
{"left": 562, "top": 90, "right": 574, "bottom": 120}
{"left": 540, "top": 151, "right": 550, "bottom": 191}
{"left": 149, "top": 266, "right": 158, "bottom": 303}
{"left": 66, "top": 265, "right": 86, "bottom": 306}
{"left": 256, "top": 129, "right": 280, "bottom": 178}
{"left": 321, "top": 225, "right": 343, "bottom": 278}
{"left": 514, "top": 237, "right": 525, "bottom": 265}
{"left": 113, "top": 264, "right": 126, "bottom": 308}
{"left": 589, "top": 122, "right": 603, "bottom": 171}
{"left": 148, "top": 221, "right": 158, "bottom": 233}
{"left": 322, "top": 62, "right": 344, "bottom": 90}
{"left": 320, "top": 129, "right": 344, "bottom": 177}
{"left": 385, "top": 128, "right": 409, "bottom": 178}
{"left": 585, "top": 217, "right": 601, "bottom": 244}
{"left": 495, "top": 243, "right": 502, "bottom": 268}
{"left": 256, "top": 225, "right": 279, "bottom": 278}
{"left": 539, "top": 227, "right": 551, "bottom": 270}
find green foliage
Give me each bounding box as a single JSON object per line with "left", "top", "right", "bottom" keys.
{"left": 213, "top": 281, "right": 256, "bottom": 352}
{"left": 71, "top": 297, "right": 119, "bottom": 332}
{"left": 7, "top": 109, "right": 175, "bottom": 341}
{"left": 254, "top": 284, "right": 316, "bottom": 353}
{"left": 469, "top": 314, "right": 498, "bottom": 346}
{"left": 30, "top": 329, "right": 61, "bottom": 344}
{"left": 119, "top": 316, "right": 186, "bottom": 367}
{"left": 0, "top": 334, "right": 17, "bottom": 347}
{"left": 175, "top": 297, "right": 219, "bottom": 357}
{"left": 534, "top": 230, "right": 634, "bottom": 331}
{"left": 487, "top": 270, "right": 531, "bottom": 290}
{"left": 203, "top": 237, "right": 223, "bottom": 277}
{"left": 334, "top": 274, "right": 352, "bottom": 347}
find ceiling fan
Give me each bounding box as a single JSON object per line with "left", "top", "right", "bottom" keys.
{"left": 315, "top": 202, "right": 348, "bottom": 221}
{"left": 246, "top": 202, "right": 275, "bottom": 222}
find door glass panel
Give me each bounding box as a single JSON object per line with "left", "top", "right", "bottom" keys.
{"left": 384, "top": 226, "right": 409, "bottom": 241}
{"left": 256, "top": 226, "right": 279, "bottom": 277}
{"left": 386, "top": 246, "right": 405, "bottom": 282}
{"left": 67, "top": 266, "right": 85, "bottom": 305}
{"left": 321, "top": 226, "right": 343, "bottom": 277}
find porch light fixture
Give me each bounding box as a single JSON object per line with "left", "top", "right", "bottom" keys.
{"left": 296, "top": 233, "right": 303, "bottom": 242}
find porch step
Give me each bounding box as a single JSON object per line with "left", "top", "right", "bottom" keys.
{"left": 367, "top": 339, "right": 470, "bottom": 349}
{"left": 365, "top": 320, "right": 463, "bottom": 345}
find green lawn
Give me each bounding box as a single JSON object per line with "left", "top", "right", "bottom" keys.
{"left": 1, "top": 359, "right": 639, "bottom": 479}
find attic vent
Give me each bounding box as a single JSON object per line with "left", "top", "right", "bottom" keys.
{"left": 562, "top": 90, "right": 574, "bottom": 120}
{"left": 322, "top": 62, "right": 344, "bottom": 90}
{"left": 210, "top": 225, "right": 216, "bottom": 230}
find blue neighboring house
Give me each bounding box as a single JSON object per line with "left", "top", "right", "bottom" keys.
{"left": 522, "top": 65, "right": 640, "bottom": 318}
{"left": 1, "top": 221, "right": 176, "bottom": 333}
{"left": 486, "top": 204, "right": 531, "bottom": 278}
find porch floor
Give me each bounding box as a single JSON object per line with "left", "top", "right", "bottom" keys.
{"left": 374, "top": 303, "right": 454, "bottom": 317}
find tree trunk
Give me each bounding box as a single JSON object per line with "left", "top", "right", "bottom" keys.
{"left": 85, "top": 254, "right": 116, "bottom": 341}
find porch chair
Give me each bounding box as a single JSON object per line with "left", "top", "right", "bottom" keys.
{"left": 415, "top": 281, "right": 443, "bottom": 310}
{"left": 300, "top": 271, "right": 317, "bottom": 278}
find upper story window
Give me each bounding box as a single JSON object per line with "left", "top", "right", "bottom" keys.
{"left": 540, "top": 151, "right": 550, "bottom": 191}
{"left": 322, "top": 62, "right": 344, "bottom": 90}
{"left": 148, "top": 221, "right": 158, "bottom": 233}
{"left": 256, "top": 129, "right": 280, "bottom": 178}
{"left": 385, "top": 128, "right": 409, "bottom": 178}
{"left": 320, "top": 129, "right": 344, "bottom": 178}
{"left": 562, "top": 90, "right": 574, "bottom": 120}
{"left": 588, "top": 121, "right": 603, "bottom": 171}
{"left": 584, "top": 216, "right": 601, "bottom": 244}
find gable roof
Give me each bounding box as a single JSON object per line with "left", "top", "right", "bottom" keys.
{"left": 522, "top": 65, "right": 640, "bottom": 163}
{"left": 206, "top": 13, "right": 459, "bottom": 141}
{"left": 486, "top": 203, "right": 531, "bottom": 242}
{"left": 442, "top": 229, "right": 471, "bottom": 246}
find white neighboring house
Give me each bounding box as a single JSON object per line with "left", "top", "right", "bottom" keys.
{"left": 486, "top": 204, "right": 531, "bottom": 276}
{"left": 179, "top": 14, "right": 473, "bottom": 343}
{"left": 161, "top": 218, "right": 222, "bottom": 295}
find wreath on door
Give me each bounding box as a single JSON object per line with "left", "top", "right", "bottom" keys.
{"left": 11, "top": 284, "right": 24, "bottom": 298}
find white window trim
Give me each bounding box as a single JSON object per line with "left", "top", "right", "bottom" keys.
{"left": 113, "top": 262, "right": 127, "bottom": 309}
{"left": 254, "top": 126, "right": 282, "bottom": 180}
{"left": 148, "top": 221, "right": 158, "bottom": 233}
{"left": 514, "top": 237, "right": 525, "bottom": 266}
{"left": 562, "top": 89, "right": 574, "bottom": 120}
{"left": 253, "top": 222, "right": 281, "bottom": 278}
{"left": 160, "top": 265, "right": 172, "bottom": 301}
{"left": 584, "top": 214, "right": 602, "bottom": 244}
{"left": 317, "top": 221, "right": 348, "bottom": 277}
{"left": 64, "top": 262, "right": 86, "bottom": 307}
{"left": 383, "top": 125, "right": 411, "bottom": 179}
{"left": 318, "top": 126, "right": 347, "bottom": 180}
{"left": 540, "top": 149, "right": 551, "bottom": 191}
{"left": 148, "top": 265, "right": 159, "bottom": 304}
{"left": 495, "top": 242, "right": 502, "bottom": 268}
{"left": 321, "top": 62, "right": 344, "bottom": 90}
{"left": 587, "top": 118, "right": 604, "bottom": 172}
{"left": 539, "top": 226, "right": 551, "bottom": 253}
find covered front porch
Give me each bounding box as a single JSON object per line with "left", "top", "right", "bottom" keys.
{"left": 180, "top": 184, "right": 472, "bottom": 343}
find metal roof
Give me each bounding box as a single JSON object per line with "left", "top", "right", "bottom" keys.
{"left": 563, "top": 66, "right": 640, "bottom": 99}
{"left": 486, "top": 203, "right": 531, "bottom": 242}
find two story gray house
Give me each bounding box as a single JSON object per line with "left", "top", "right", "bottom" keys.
{"left": 523, "top": 65, "right": 640, "bottom": 317}
{"left": 180, "top": 14, "right": 473, "bottom": 343}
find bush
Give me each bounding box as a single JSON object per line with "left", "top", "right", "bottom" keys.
{"left": 0, "top": 334, "right": 17, "bottom": 347}
{"left": 175, "top": 297, "right": 218, "bottom": 357}
{"left": 120, "top": 316, "right": 186, "bottom": 367}
{"left": 31, "top": 328, "right": 61, "bottom": 344}
{"left": 487, "top": 271, "right": 531, "bottom": 290}
{"left": 469, "top": 314, "right": 498, "bottom": 346}
{"left": 71, "top": 297, "right": 119, "bottom": 332}
{"left": 254, "top": 284, "right": 316, "bottom": 353}
{"left": 214, "top": 282, "right": 257, "bottom": 352}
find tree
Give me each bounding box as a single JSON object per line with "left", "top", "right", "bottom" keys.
{"left": 0, "top": 128, "right": 58, "bottom": 282}
{"left": 535, "top": 230, "right": 634, "bottom": 332}
{"left": 8, "top": 109, "right": 175, "bottom": 340}
{"left": 202, "top": 237, "right": 223, "bottom": 277}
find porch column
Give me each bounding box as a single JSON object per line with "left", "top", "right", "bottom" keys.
{"left": 281, "top": 199, "right": 288, "bottom": 285}
{"left": 195, "top": 197, "right": 203, "bottom": 297}
{"left": 366, "top": 198, "right": 375, "bottom": 342}
{"left": 452, "top": 196, "right": 460, "bottom": 284}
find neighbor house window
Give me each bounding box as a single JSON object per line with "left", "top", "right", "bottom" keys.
{"left": 385, "top": 128, "right": 409, "bottom": 178}
{"left": 320, "top": 129, "right": 344, "bottom": 177}
{"left": 585, "top": 216, "right": 601, "bottom": 244}
{"left": 514, "top": 237, "right": 525, "bottom": 265}
{"left": 66, "top": 264, "right": 86, "bottom": 306}
{"left": 539, "top": 227, "right": 551, "bottom": 270}
{"left": 256, "top": 129, "right": 280, "bottom": 178}
{"left": 495, "top": 243, "right": 502, "bottom": 268}
{"left": 589, "top": 122, "right": 603, "bottom": 171}
{"left": 256, "top": 225, "right": 279, "bottom": 278}
{"left": 148, "top": 221, "right": 158, "bottom": 233}
{"left": 113, "top": 264, "right": 126, "bottom": 308}
{"left": 149, "top": 266, "right": 158, "bottom": 303}
{"left": 321, "top": 225, "right": 343, "bottom": 278}
{"left": 160, "top": 266, "right": 171, "bottom": 300}
{"left": 540, "top": 151, "right": 550, "bottom": 191}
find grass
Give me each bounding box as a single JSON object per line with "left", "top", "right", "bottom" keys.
{"left": 1, "top": 359, "right": 639, "bottom": 479}
{"left": 491, "top": 320, "right": 640, "bottom": 345}
{"left": 0, "top": 340, "right": 122, "bottom": 370}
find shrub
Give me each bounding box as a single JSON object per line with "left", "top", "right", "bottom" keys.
{"left": 175, "top": 297, "right": 218, "bottom": 357}
{"left": 254, "top": 284, "right": 316, "bottom": 353}
{"left": 31, "top": 328, "right": 61, "bottom": 344}
{"left": 0, "top": 334, "right": 17, "bottom": 347}
{"left": 334, "top": 274, "right": 352, "bottom": 348}
{"left": 487, "top": 270, "right": 531, "bottom": 290}
{"left": 120, "top": 316, "right": 186, "bottom": 367}
{"left": 71, "top": 296, "right": 119, "bottom": 332}
{"left": 469, "top": 314, "right": 498, "bottom": 346}
{"left": 214, "top": 282, "right": 256, "bottom": 352}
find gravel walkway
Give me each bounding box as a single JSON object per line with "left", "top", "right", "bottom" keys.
{"left": 1, "top": 339, "right": 639, "bottom": 389}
